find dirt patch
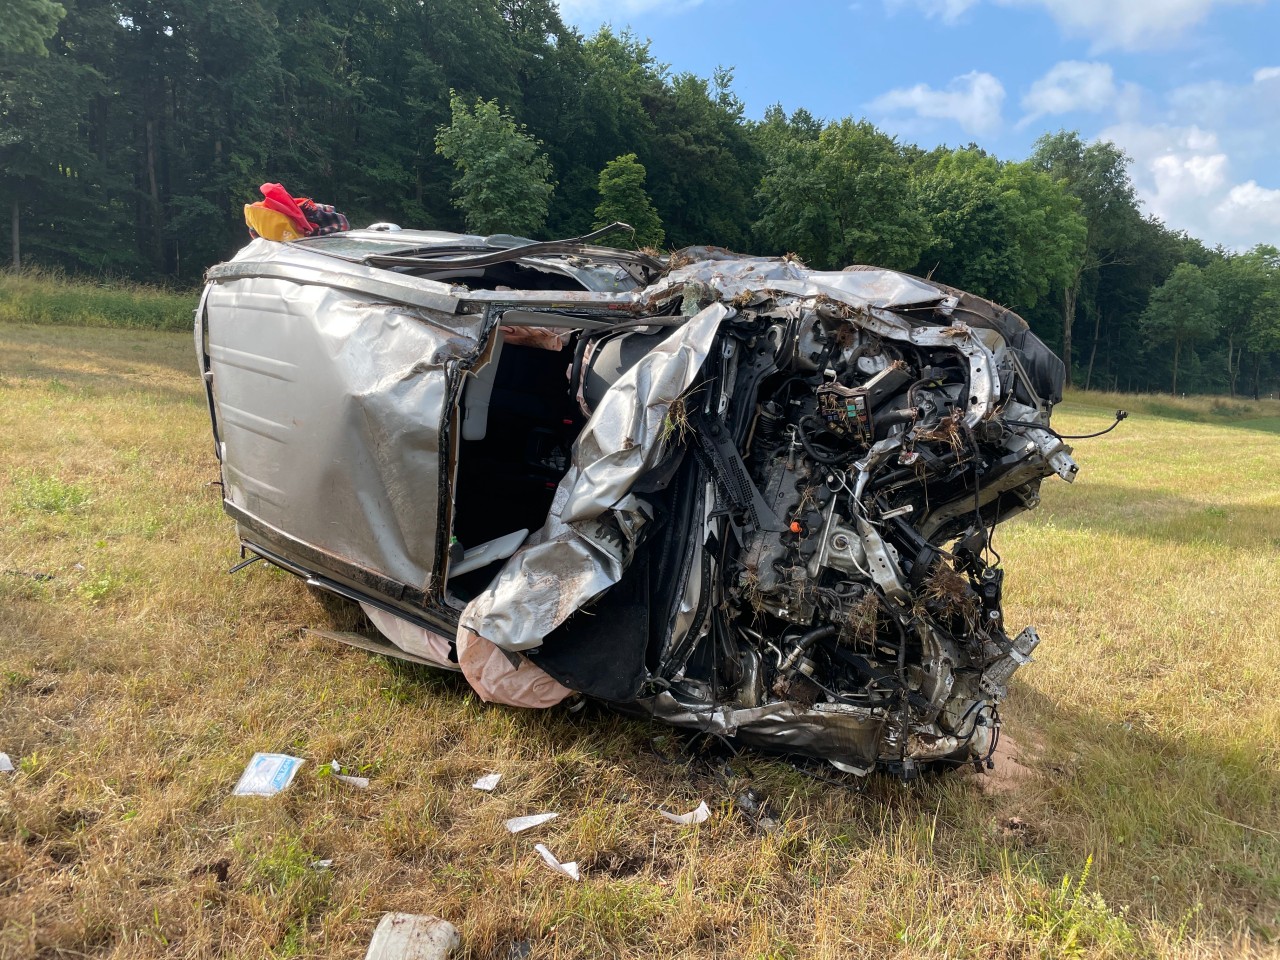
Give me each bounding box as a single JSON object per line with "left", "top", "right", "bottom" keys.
{"left": 979, "top": 727, "right": 1040, "bottom": 796}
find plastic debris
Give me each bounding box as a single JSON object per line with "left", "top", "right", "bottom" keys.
{"left": 232, "top": 753, "right": 304, "bottom": 796}
{"left": 364, "top": 912, "right": 461, "bottom": 960}
{"left": 472, "top": 773, "right": 502, "bottom": 792}
{"left": 533, "top": 843, "right": 580, "bottom": 881}
{"left": 504, "top": 812, "right": 558, "bottom": 834}
{"left": 0, "top": 753, "right": 13, "bottom": 773}
{"left": 735, "top": 788, "right": 778, "bottom": 833}
{"left": 330, "top": 760, "right": 371, "bottom": 789}
{"left": 659, "top": 800, "right": 710, "bottom": 825}
{"left": 312, "top": 859, "right": 334, "bottom": 870}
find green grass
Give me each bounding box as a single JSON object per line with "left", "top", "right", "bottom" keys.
{"left": 1065, "top": 387, "right": 1280, "bottom": 434}
{"left": 0, "top": 268, "right": 198, "bottom": 332}
{"left": 0, "top": 319, "right": 1277, "bottom": 959}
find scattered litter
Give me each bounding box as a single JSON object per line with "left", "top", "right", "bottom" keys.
{"left": 505, "top": 812, "right": 558, "bottom": 834}
{"left": 659, "top": 800, "right": 710, "bottom": 825}
{"left": 0, "top": 753, "right": 13, "bottom": 773}
{"left": 534, "top": 843, "right": 581, "bottom": 881}
{"left": 365, "top": 912, "right": 460, "bottom": 960}
{"left": 735, "top": 788, "right": 778, "bottom": 832}
{"left": 330, "top": 760, "right": 371, "bottom": 789}
{"left": 232, "top": 753, "right": 304, "bottom": 796}
{"left": 312, "top": 859, "right": 334, "bottom": 870}
{"left": 472, "top": 773, "right": 502, "bottom": 792}
{"left": 4, "top": 569, "right": 53, "bottom": 582}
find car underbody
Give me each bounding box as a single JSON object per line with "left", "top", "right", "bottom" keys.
{"left": 197, "top": 225, "right": 1076, "bottom": 777}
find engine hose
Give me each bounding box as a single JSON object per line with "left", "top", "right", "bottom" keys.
{"left": 779, "top": 624, "right": 838, "bottom": 672}
{"left": 797, "top": 416, "right": 851, "bottom": 465}
{"left": 875, "top": 406, "right": 920, "bottom": 431}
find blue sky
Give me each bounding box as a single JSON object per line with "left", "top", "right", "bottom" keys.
{"left": 555, "top": 0, "right": 1280, "bottom": 251}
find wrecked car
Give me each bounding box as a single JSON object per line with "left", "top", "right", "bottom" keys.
{"left": 196, "top": 224, "right": 1076, "bottom": 777}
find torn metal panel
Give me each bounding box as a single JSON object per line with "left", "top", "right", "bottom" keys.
{"left": 458, "top": 302, "right": 729, "bottom": 653}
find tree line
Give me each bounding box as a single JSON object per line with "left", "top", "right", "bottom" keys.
{"left": 4, "top": 0, "right": 1279, "bottom": 396}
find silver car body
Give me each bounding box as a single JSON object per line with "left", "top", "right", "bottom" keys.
{"left": 198, "top": 228, "right": 1075, "bottom": 776}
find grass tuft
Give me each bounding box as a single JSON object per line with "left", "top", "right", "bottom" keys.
{"left": 11, "top": 471, "right": 92, "bottom": 514}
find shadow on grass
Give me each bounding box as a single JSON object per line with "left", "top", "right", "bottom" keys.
{"left": 0, "top": 324, "right": 201, "bottom": 406}
{"left": 998, "top": 683, "right": 1279, "bottom": 940}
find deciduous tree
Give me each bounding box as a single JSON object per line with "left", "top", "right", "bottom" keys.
{"left": 593, "top": 153, "right": 664, "bottom": 249}
{"left": 435, "top": 92, "right": 555, "bottom": 236}
{"left": 1141, "top": 263, "right": 1219, "bottom": 394}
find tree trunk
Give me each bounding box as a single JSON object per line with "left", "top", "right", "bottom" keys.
{"left": 1226, "top": 334, "right": 1236, "bottom": 397}
{"left": 145, "top": 118, "right": 164, "bottom": 268}
{"left": 10, "top": 198, "right": 18, "bottom": 270}
{"left": 1061, "top": 277, "right": 1078, "bottom": 388}
{"left": 1085, "top": 304, "right": 1102, "bottom": 390}
{"left": 1171, "top": 337, "right": 1181, "bottom": 395}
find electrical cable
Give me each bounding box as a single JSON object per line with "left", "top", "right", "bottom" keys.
{"left": 1002, "top": 409, "right": 1128, "bottom": 441}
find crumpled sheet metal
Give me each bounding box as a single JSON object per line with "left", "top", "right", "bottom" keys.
{"left": 646, "top": 258, "right": 945, "bottom": 315}
{"left": 459, "top": 302, "right": 730, "bottom": 652}
{"left": 624, "top": 692, "right": 886, "bottom": 772}
{"left": 204, "top": 274, "right": 481, "bottom": 592}
{"left": 207, "top": 236, "right": 462, "bottom": 315}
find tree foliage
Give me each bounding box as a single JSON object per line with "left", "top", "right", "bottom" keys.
{"left": 756, "top": 116, "right": 927, "bottom": 271}
{"left": 2, "top": 0, "right": 1279, "bottom": 395}
{"left": 593, "top": 153, "right": 663, "bottom": 249}
{"left": 913, "top": 149, "right": 1085, "bottom": 310}
{"left": 1141, "top": 263, "right": 1219, "bottom": 393}
{"left": 0, "top": 0, "right": 64, "bottom": 56}
{"left": 435, "top": 93, "right": 555, "bottom": 236}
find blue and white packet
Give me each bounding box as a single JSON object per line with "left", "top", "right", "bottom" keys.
{"left": 233, "top": 753, "right": 305, "bottom": 796}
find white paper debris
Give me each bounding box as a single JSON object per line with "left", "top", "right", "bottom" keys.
{"left": 472, "top": 773, "right": 502, "bottom": 791}
{"left": 364, "top": 912, "right": 461, "bottom": 960}
{"left": 0, "top": 753, "right": 13, "bottom": 773}
{"left": 232, "top": 753, "right": 305, "bottom": 796}
{"left": 330, "top": 760, "right": 370, "bottom": 789}
{"left": 505, "top": 812, "right": 558, "bottom": 833}
{"left": 534, "top": 843, "right": 580, "bottom": 881}
{"left": 311, "top": 859, "right": 334, "bottom": 870}
{"left": 660, "top": 800, "right": 710, "bottom": 825}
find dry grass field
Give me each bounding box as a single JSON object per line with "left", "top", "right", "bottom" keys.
{"left": 1, "top": 319, "right": 1277, "bottom": 959}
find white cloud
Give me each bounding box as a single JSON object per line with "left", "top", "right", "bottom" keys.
{"left": 1254, "top": 66, "right": 1280, "bottom": 83}
{"left": 1099, "top": 121, "right": 1280, "bottom": 248}
{"left": 891, "top": 0, "right": 1261, "bottom": 51}
{"left": 554, "top": 0, "right": 704, "bottom": 24}
{"left": 884, "top": 0, "right": 979, "bottom": 21}
{"left": 869, "top": 71, "right": 1005, "bottom": 135}
{"left": 1009, "top": 0, "right": 1259, "bottom": 51}
{"left": 1216, "top": 181, "right": 1280, "bottom": 233}
{"left": 1020, "top": 61, "right": 1116, "bottom": 124}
